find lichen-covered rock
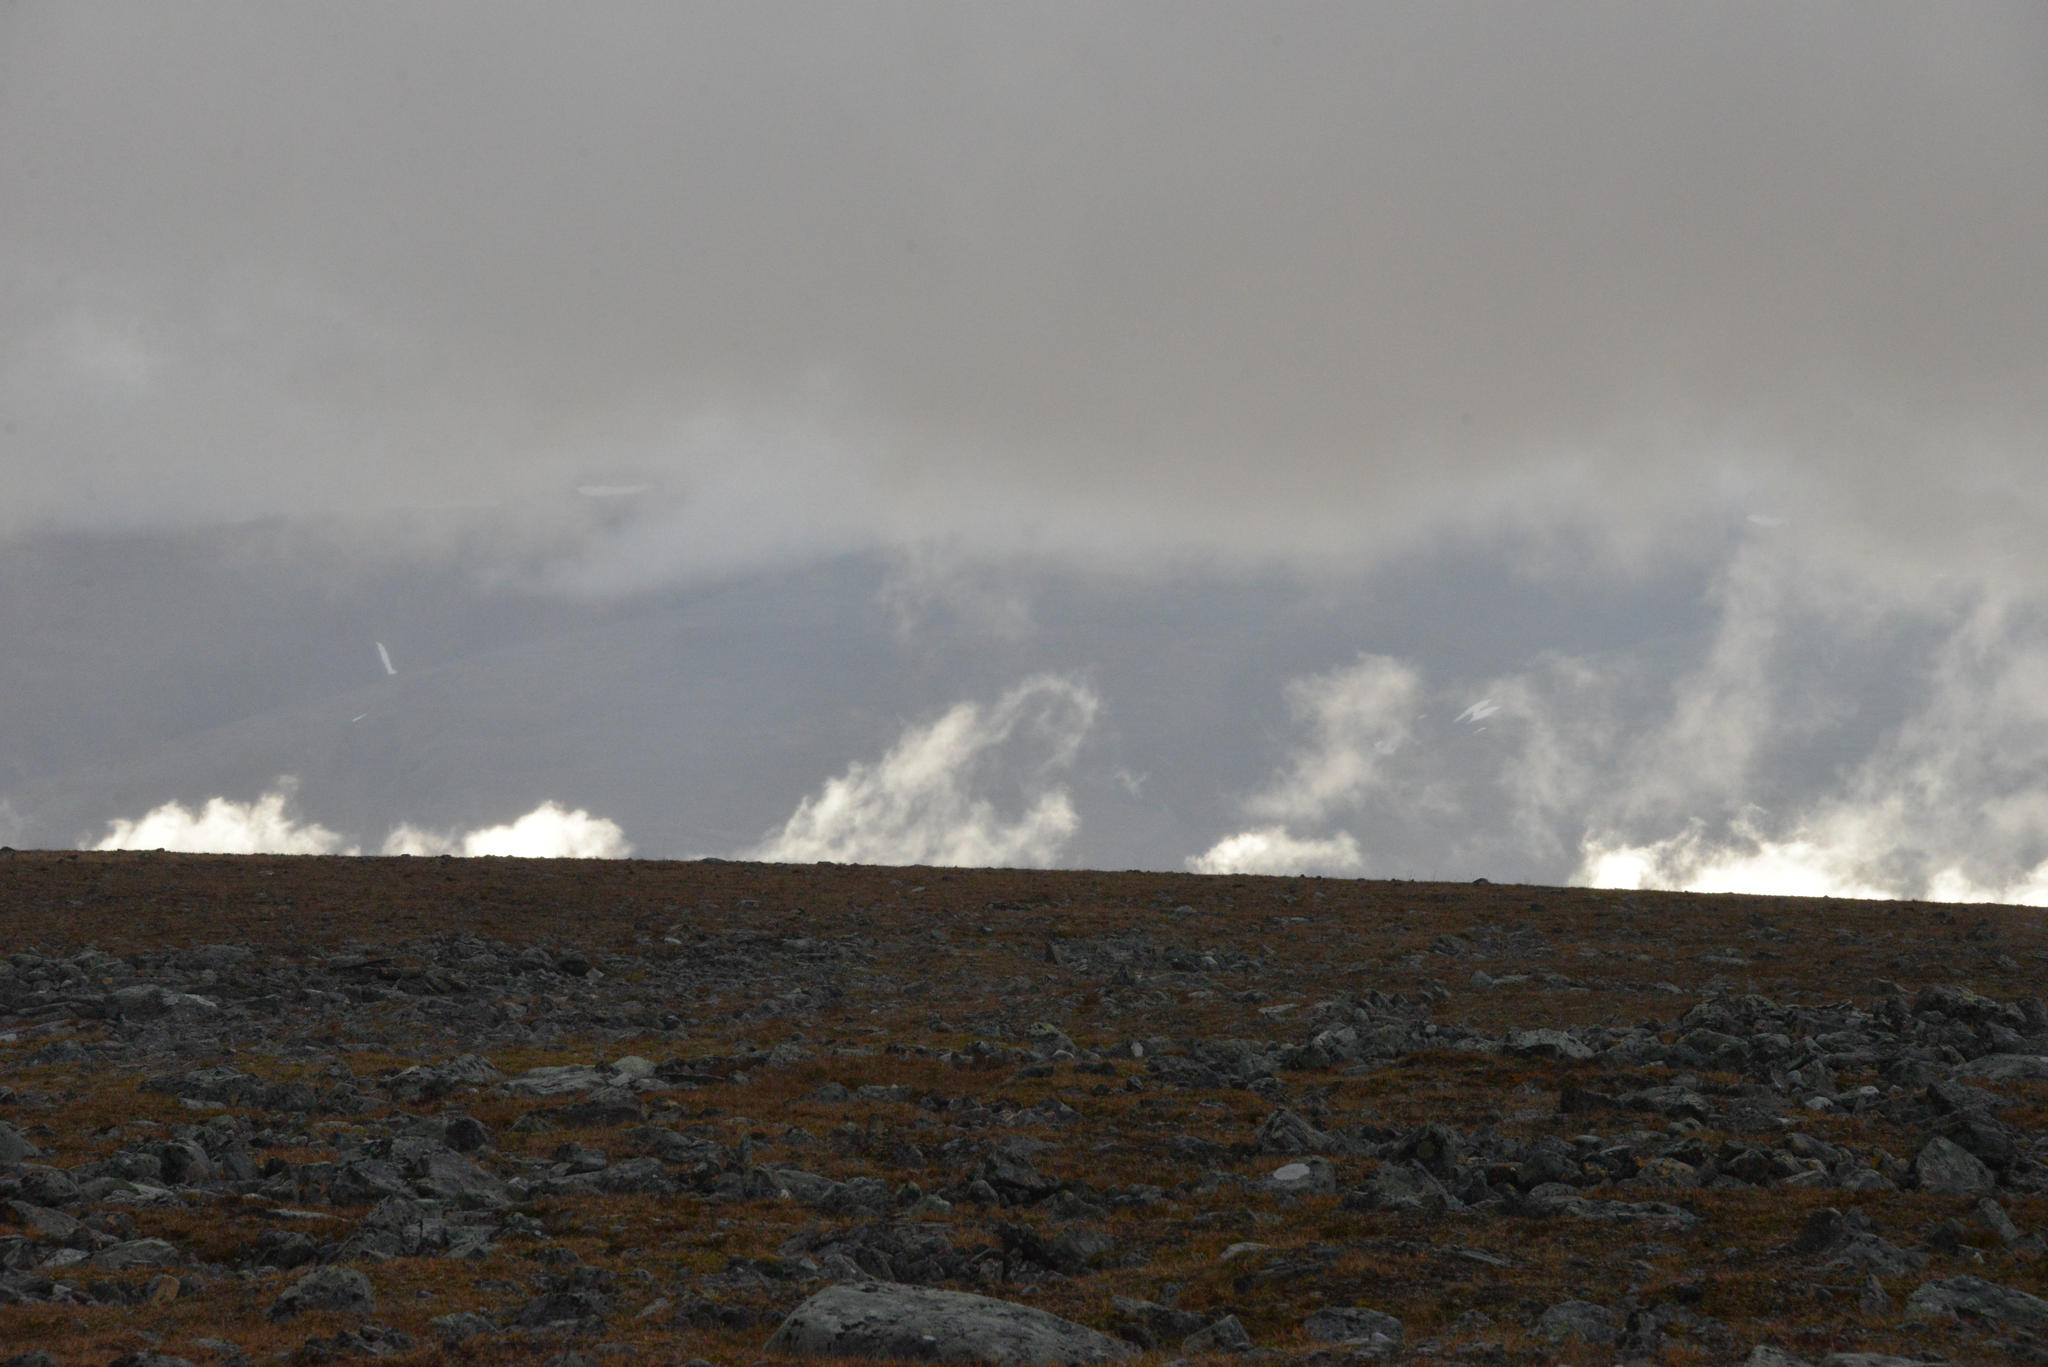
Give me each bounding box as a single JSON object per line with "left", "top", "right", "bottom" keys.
{"left": 765, "top": 1281, "right": 1135, "bottom": 1365}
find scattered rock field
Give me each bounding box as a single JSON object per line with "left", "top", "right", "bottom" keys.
{"left": 2, "top": 851, "right": 2046, "bottom": 1366}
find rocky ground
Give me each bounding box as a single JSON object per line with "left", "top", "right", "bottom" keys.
{"left": 1, "top": 852, "right": 2046, "bottom": 1367}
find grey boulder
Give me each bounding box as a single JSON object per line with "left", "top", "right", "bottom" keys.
{"left": 1254, "top": 1108, "right": 1335, "bottom": 1155}
{"left": 1742, "top": 1349, "right": 1812, "bottom": 1367}
{"left": 91, "top": 1238, "right": 181, "bottom": 1270}
{"left": 1506, "top": 1028, "right": 1595, "bottom": 1063}
{"left": 1531, "top": 1299, "right": 1619, "bottom": 1346}
{"left": 412, "top": 1149, "right": 509, "bottom": 1208}
{"left": 1302, "top": 1307, "right": 1403, "bottom": 1347}
{"left": 765, "top": 1281, "right": 1136, "bottom": 1365}
{"left": 1913, "top": 1136, "right": 1995, "bottom": 1197}
{"left": 268, "top": 1264, "right": 377, "bottom": 1320}
{"left": 1180, "top": 1315, "right": 1251, "bottom": 1354}
{"left": 500, "top": 1064, "right": 609, "bottom": 1096}
{"left": 1951, "top": 1054, "right": 2048, "bottom": 1083}
{"left": 1744, "top": 1349, "right": 1811, "bottom": 1367}
{"left": 1902, "top": 1275, "right": 2048, "bottom": 1330}
{"left": 1352, "top": 1161, "right": 1458, "bottom": 1214}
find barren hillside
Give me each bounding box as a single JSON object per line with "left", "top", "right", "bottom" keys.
{"left": 2, "top": 852, "right": 2045, "bottom": 1366}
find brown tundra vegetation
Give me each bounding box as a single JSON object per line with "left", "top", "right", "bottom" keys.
{"left": 1, "top": 850, "right": 2046, "bottom": 1367}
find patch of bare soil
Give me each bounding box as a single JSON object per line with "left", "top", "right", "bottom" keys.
{"left": 2, "top": 851, "right": 2046, "bottom": 1367}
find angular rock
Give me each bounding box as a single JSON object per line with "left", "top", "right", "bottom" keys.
{"left": 327, "top": 1158, "right": 412, "bottom": 1206}
{"left": 111, "top": 983, "right": 217, "bottom": 1021}
{"left": 1521, "top": 1188, "right": 1700, "bottom": 1231}
{"left": 1531, "top": 1299, "right": 1619, "bottom": 1346}
{"left": 268, "top": 1264, "right": 377, "bottom": 1320}
{"left": 1181, "top": 1315, "right": 1251, "bottom": 1354}
{"left": 1913, "top": 1135, "right": 1994, "bottom": 1197}
{"left": 1507, "top": 1028, "right": 1594, "bottom": 1063}
{"left": 0, "top": 1124, "right": 38, "bottom": 1163}
{"left": 556, "top": 1085, "right": 644, "bottom": 1127}
{"left": 1349, "top": 1161, "right": 1458, "bottom": 1214}
{"left": 1302, "top": 1307, "right": 1404, "bottom": 1347}
{"left": 91, "top": 1238, "right": 181, "bottom": 1270}
{"left": 1975, "top": 1197, "right": 2022, "bottom": 1244}
{"left": 501, "top": 1064, "right": 609, "bottom": 1096}
{"left": 978, "top": 1146, "right": 1060, "bottom": 1203}
{"left": 1041, "top": 1226, "right": 1115, "bottom": 1275}
{"left": 593, "top": 1155, "right": 679, "bottom": 1196}
{"left": 442, "top": 1114, "right": 494, "bottom": 1153}
{"left": 1902, "top": 1275, "right": 2048, "bottom": 1329}
{"left": 1951, "top": 1053, "right": 2048, "bottom": 1083}
{"left": 432, "top": 1310, "right": 497, "bottom": 1344}
{"left": 1743, "top": 1350, "right": 1813, "bottom": 1367}
{"left": 3, "top": 1201, "right": 80, "bottom": 1243}
{"left": 1109, "top": 1298, "right": 1206, "bottom": 1348}
{"left": 412, "top": 1149, "right": 509, "bottom": 1209}
{"left": 7, "top": 1165, "right": 81, "bottom": 1208}
{"left": 765, "top": 1281, "right": 1136, "bottom": 1365}
{"left": 1254, "top": 1108, "right": 1334, "bottom": 1155}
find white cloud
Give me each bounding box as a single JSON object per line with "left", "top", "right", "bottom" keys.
{"left": 749, "top": 674, "right": 1097, "bottom": 868}
{"left": 1188, "top": 654, "right": 1420, "bottom": 879}
{"left": 1924, "top": 862, "right": 2048, "bottom": 907}
{"left": 1575, "top": 810, "right": 1899, "bottom": 901}
{"left": 382, "top": 802, "right": 633, "bottom": 859}
{"left": 90, "top": 783, "right": 357, "bottom": 854}
{"left": 88, "top": 785, "right": 631, "bottom": 859}
{"left": 1569, "top": 580, "right": 2048, "bottom": 904}
{"left": 1187, "top": 826, "right": 1364, "bottom": 877}
{"left": 1243, "top": 655, "right": 1421, "bottom": 822}
{"left": 1576, "top": 813, "right": 2048, "bottom": 908}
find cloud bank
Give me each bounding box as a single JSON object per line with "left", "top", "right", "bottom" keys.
{"left": 1186, "top": 535, "right": 2048, "bottom": 902}
{"left": 749, "top": 675, "right": 1098, "bottom": 868}
{"left": 1188, "top": 827, "right": 1363, "bottom": 878}
{"left": 90, "top": 785, "right": 354, "bottom": 855}
{"left": 382, "top": 803, "right": 632, "bottom": 859}
{"left": 89, "top": 785, "right": 631, "bottom": 859}
{"left": 4, "top": 8, "right": 2044, "bottom": 594}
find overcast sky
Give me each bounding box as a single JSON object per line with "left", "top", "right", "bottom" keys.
{"left": 6, "top": 5, "right": 2048, "bottom": 899}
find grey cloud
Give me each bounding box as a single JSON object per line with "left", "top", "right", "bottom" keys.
{"left": 8, "top": 6, "right": 2048, "bottom": 895}
{"left": 4, "top": 5, "right": 2045, "bottom": 581}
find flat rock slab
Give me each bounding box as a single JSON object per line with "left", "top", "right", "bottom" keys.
{"left": 1904, "top": 1275, "right": 2048, "bottom": 1329}
{"left": 765, "top": 1281, "right": 1136, "bottom": 1366}
{"left": 1951, "top": 1054, "right": 2048, "bottom": 1082}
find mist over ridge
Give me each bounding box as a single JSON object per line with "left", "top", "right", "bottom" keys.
{"left": 4, "top": 6, "right": 2046, "bottom": 900}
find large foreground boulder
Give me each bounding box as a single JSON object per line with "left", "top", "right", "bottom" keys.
{"left": 765, "top": 1282, "right": 1135, "bottom": 1366}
